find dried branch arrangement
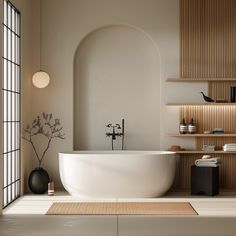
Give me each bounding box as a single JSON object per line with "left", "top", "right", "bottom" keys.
{"left": 23, "top": 112, "right": 65, "bottom": 167}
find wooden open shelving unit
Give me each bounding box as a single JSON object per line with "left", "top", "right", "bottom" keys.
{"left": 168, "top": 79, "right": 236, "bottom": 190}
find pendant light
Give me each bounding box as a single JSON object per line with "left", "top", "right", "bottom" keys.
{"left": 32, "top": 0, "right": 50, "bottom": 88}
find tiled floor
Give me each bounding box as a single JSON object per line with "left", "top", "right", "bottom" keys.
{"left": 3, "top": 191, "right": 236, "bottom": 216}
{"left": 1, "top": 191, "right": 236, "bottom": 236}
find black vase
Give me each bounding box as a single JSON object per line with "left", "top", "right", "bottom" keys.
{"left": 28, "top": 168, "right": 50, "bottom": 194}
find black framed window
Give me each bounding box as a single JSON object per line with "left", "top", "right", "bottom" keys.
{"left": 2, "top": 0, "right": 21, "bottom": 208}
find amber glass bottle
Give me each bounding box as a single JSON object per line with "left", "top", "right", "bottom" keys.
{"left": 179, "top": 118, "right": 188, "bottom": 134}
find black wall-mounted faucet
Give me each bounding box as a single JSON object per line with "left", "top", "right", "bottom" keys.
{"left": 106, "top": 119, "right": 124, "bottom": 150}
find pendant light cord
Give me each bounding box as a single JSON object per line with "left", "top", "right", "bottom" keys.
{"left": 32, "top": 0, "right": 50, "bottom": 88}
{"left": 39, "top": 0, "right": 42, "bottom": 70}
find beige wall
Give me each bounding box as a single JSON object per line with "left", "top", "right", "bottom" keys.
{"left": 30, "top": 0, "right": 180, "bottom": 188}
{"left": 74, "top": 25, "right": 160, "bottom": 150}
{"left": 31, "top": 0, "right": 208, "bottom": 188}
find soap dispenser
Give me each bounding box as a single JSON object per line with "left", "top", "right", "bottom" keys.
{"left": 188, "top": 118, "right": 196, "bottom": 134}
{"left": 179, "top": 118, "right": 188, "bottom": 134}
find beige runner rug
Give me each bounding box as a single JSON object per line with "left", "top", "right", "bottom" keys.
{"left": 46, "top": 202, "right": 197, "bottom": 215}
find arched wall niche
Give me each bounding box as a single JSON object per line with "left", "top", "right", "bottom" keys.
{"left": 74, "top": 25, "right": 161, "bottom": 150}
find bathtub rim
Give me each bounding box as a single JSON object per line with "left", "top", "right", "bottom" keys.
{"left": 59, "top": 150, "right": 176, "bottom": 155}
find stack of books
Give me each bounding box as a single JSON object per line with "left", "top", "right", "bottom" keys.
{"left": 223, "top": 144, "right": 236, "bottom": 152}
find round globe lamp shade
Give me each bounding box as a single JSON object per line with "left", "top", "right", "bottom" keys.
{"left": 32, "top": 71, "right": 50, "bottom": 88}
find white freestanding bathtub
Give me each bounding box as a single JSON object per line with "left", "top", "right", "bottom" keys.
{"left": 59, "top": 151, "right": 176, "bottom": 198}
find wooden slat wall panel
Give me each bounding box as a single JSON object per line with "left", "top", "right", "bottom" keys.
{"left": 180, "top": 105, "right": 236, "bottom": 134}
{"left": 181, "top": 0, "right": 236, "bottom": 78}
{"left": 209, "top": 81, "right": 236, "bottom": 101}
{"left": 178, "top": 155, "right": 236, "bottom": 190}
{"left": 178, "top": 0, "right": 236, "bottom": 191}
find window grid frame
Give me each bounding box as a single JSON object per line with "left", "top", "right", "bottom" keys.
{"left": 2, "top": 0, "right": 21, "bottom": 209}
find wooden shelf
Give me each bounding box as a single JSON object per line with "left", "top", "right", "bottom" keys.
{"left": 174, "top": 150, "right": 236, "bottom": 154}
{"left": 166, "top": 78, "right": 236, "bottom": 82}
{"left": 167, "top": 102, "right": 236, "bottom": 106}
{"left": 169, "top": 133, "right": 236, "bottom": 137}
